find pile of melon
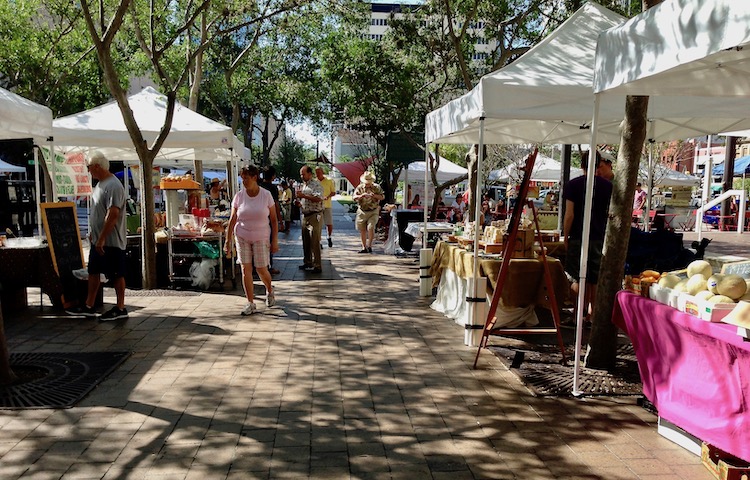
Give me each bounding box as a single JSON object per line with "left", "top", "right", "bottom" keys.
{"left": 658, "top": 260, "right": 750, "bottom": 304}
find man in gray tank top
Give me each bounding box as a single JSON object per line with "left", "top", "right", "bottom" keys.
{"left": 66, "top": 151, "right": 128, "bottom": 321}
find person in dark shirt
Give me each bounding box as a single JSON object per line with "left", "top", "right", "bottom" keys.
{"left": 562, "top": 150, "right": 612, "bottom": 323}
{"left": 259, "top": 166, "right": 282, "bottom": 275}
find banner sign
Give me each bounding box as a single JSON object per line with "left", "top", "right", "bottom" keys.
{"left": 42, "top": 149, "right": 93, "bottom": 197}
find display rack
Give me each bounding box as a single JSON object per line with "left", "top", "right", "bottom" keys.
{"left": 167, "top": 232, "right": 225, "bottom": 289}
{"left": 473, "top": 149, "right": 567, "bottom": 368}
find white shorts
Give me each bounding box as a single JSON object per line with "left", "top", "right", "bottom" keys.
{"left": 235, "top": 237, "right": 270, "bottom": 268}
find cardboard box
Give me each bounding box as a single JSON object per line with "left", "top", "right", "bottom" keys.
{"left": 680, "top": 293, "right": 736, "bottom": 322}
{"left": 649, "top": 284, "right": 671, "bottom": 305}
{"left": 160, "top": 179, "right": 201, "bottom": 190}
{"left": 701, "top": 442, "right": 750, "bottom": 480}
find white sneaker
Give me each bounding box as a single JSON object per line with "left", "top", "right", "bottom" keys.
{"left": 241, "top": 302, "right": 256, "bottom": 316}
{"left": 266, "top": 291, "right": 275, "bottom": 308}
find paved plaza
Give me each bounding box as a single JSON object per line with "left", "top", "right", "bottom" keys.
{"left": 0, "top": 202, "right": 718, "bottom": 479}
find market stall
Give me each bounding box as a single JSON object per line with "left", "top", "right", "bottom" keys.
{"left": 429, "top": 240, "right": 568, "bottom": 329}
{"left": 51, "top": 87, "right": 246, "bottom": 289}
{"left": 0, "top": 88, "right": 56, "bottom": 309}
{"left": 613, "top": 291, "right": 750, "bottom": 461}
{"left": 0, "top": 244, "right": 63, "bottom": 311}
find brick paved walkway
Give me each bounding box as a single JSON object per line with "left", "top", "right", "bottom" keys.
{"left": 0, "top": 202, "right": 713, "bottom": 479}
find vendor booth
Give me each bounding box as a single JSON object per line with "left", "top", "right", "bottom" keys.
{"left": 590, "top": 0, "right": 750, "bottom": 461}
{"left": 429, "top": 241, "right": 568, "bottom": 328}
{"left": 0, "top": 88, "right": 62, "bottom": 309}
{"left": 51, "top": 87, "right": 247, "bottom": 290}
{"left": 425, "top": 0, "right": 750, "bottom": 392}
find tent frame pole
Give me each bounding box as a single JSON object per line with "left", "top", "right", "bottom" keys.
{"left": 573, "top": 94, "right": 601, "bottom": 397}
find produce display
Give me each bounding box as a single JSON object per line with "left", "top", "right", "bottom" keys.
{"left": 159, "top": 173, "right": 201, "bottom": 190}
{"left": 631, "top": 260, "right": 750, "bottom": 324}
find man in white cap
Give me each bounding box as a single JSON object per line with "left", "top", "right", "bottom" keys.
{"left": 66, "top": 150, "right": 128, "bottom": 321}
{"left": 353, "top": 171, "right": 384, "bottom": 253}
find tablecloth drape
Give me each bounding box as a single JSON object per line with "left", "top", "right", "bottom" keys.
{"left": 613, "top": 291, "right": 750, "bottom": 461}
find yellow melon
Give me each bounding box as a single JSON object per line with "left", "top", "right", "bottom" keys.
{"left": 686, "top": 274, "right": 708, "bottom": 296}
{"left": 658, "top": 274, "right": 682, "bottom": 289}
{"left": 687, "top": 260, "right": 712, "bottom": 278}
{"left": 707, "top": 274, "right": 725, "bottom": 294}
{"left": 709, "top": 295, "right": 735, "bottom": 304}
{"left": 717, "top": 275, "right": 748, "bottom": 301}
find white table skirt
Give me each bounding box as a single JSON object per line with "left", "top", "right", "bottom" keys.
{"left": 431, "top": 269, "right": 538, "bottom": 328}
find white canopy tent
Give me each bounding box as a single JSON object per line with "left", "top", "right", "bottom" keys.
{"left": 52, "top": 86, "right": 247, "bottom": 206}
{"left": 0, "top": 87, "right": 54, "bottom": 234}
{"left": 489, "top": 154, "right": 583, "bottom": 184}
{"left": 0, "top": 87, "right": 53, "bottom": 142}
{"left": 424, "top": 2, "right": 629, "bottom": 368}
{"left": 563, "top": 0, "right": 750, "bottom": 396}
{"left": 53, "top": 86, "right": 245, "bottom": 162}
{"left": 397, "top": 157, "right": 468, "bottom": 185}
{"left": 425, "top": 0, "right": 750, "bottom": 393}
{"left": 639, "top": 163, "right": 700, "bottom": 188}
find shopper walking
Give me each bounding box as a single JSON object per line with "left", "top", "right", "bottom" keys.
{"left": 66, "top": 151, "right": 128, "bottom": 321}
{"left": 353, "top": 171, "right": 384, "bottom": 253}
{"left": 225, "top": 165, "right": 279, "bottom": 315}
{"left": 315, "top": 166, "right": 336, "bottom": 247}
{"left": 259, "top": 166, "right": 282, "bottom": 275}
{"left": 279, "top": 180, "right": 292, "bottom": 233}
{"left": 296, "top": 166, "right": 324, "bottom": 273}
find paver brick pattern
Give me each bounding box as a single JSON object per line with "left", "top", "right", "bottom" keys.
{"left": 0, "top": 202, "right": 713, "bottom": 479}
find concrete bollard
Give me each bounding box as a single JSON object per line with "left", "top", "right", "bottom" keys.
{"left": 419, "top": 248, "right": 433, "bottom": 296}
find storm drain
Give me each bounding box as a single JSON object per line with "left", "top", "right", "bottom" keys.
{"left": 125, "top": 288, "right": 202, "bottom": 297}
{"left": 488, "top": 344, "right": 642, "bottom": 397}
{"left": 0, "top": 352, "right": 130, "bottom": 409}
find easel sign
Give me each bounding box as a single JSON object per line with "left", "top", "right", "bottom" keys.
{"left": 41, "top": 202, "right": 85, "bottom": 307}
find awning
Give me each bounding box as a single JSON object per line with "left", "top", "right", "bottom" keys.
{"left": 333, "top": 156, "right": 375, "bottom": 188}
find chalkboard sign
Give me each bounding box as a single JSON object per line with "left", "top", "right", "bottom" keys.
{"left": 41, "top": 202, "right": 84, "bottom": 278}
{"left": 722, "top": 260, "right": 750, "bottom": 279}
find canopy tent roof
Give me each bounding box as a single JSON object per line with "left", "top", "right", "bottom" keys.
{"left": 0, "top": 158, "right": 27, "bottom": 173}
{"left": 333, "top": 157, "right": 376, "bottom": 188}
{"left": 0, "top": 87, "right": 53, "bottom": 142}
{"left": 641, "top": 163, "right": 700, "bottom": 187}
{"left": 713, "top": 155, "right": 750, "bottom": 176}
{"left": 425, "top": 3, "right": 625, "bottom": 145}
{"left": 397, "top": 157, "right": 468, "bottom": 185}
{"left": 489, "top": 154, "right": 582, "bottom": 183}
{"left": 594, "top": 0, "right": 750, "bottom": 138}
{"left": 427, "top": 1, "right": 750, "bottom": 147}
{"left": 53, "top": 87, "right": 247, "bottom": 164}
{"left": 594, "top": 0, "right": 750, "bottom": 97}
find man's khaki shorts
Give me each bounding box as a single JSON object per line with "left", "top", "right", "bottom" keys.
{"left": 356, "top": 208, "right": 379, "bottom": 231}
{"left": 323, "top": 207, "right": 333, "bottom": 226}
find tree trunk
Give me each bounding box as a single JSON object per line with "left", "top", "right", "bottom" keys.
{"left": 585, "top": 95, "right": 649, "bottom": 370}
{"left": 139, "top": 153, "right": 158, "bottom": 289}
{"left": 0, "top": 302, "right": 17, "bottom": 385}
{"left": 584, "top": 0, "right": 663, "bottom": 370}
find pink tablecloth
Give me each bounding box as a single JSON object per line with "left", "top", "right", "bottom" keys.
{"left": 613, "top": 291, "right": 750, "bottom": 461}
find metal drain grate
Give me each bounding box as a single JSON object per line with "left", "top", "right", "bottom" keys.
{"left": 488, "top": 344, "right": 642, "bottom": 397}
{"left": 125, "top": 288, "right": 202, "bottom": 297}
{"left": 0, "top": 352, "right": 130, "bottom": 409}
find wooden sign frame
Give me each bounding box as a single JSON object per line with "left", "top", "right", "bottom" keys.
{"left": 40, "top": 201, "right": 85, "bottom": 276}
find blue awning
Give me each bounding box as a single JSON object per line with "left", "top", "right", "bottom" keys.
{"left": 713, "top": 155, "right": 750, "bottom": 176}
